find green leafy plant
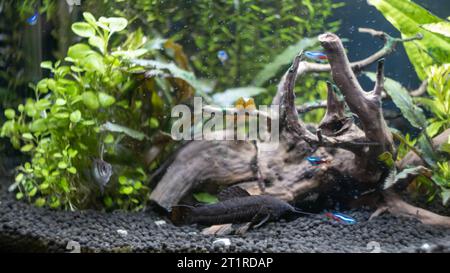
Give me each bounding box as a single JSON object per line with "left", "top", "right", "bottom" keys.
{"left": 416, "top": 64, "right": 450, "bottom": 138}
{"left": 1, "top": 13, "right": 196, "bottom": 211}
{"left": 368, "top": 0, "right": 450, "bottom": 80}
{"left": 193, "top": 192, "right": 219, "bottom": 204}
{"left": 421, "top": 64, "right": 450, "bottom": 204}
{"left": 83, "top": 0, "right": 340, "bottom": 92}
{"left": 368, "top": 67, "right": 450, "bottom": 204}
{"left": 369, "top": 0, "right": 450, "bottom": 205}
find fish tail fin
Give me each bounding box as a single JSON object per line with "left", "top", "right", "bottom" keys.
{"left": 170, "top": 205, "right": 195, "bottom": 226}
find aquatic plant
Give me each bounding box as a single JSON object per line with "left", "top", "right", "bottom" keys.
{"left": 419, "top": 64, "right": 450, "bottom": 203}
{"left": 417, "top": 65, "right": 450, "bottom": 138}
{"left": 369, "top": 0, "right": 450, "bottom": 205}
{"left": 0, "top": 13, "right": 196, "bottom": 211}
{"left": 368, "top": 0, "right": 450, "bottom": 80}
{"left": 83, "top": 0, "right": 341, "bottom": 91}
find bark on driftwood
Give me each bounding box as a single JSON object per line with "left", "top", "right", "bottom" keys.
{"left": 148, "top": 29, "right": 450, "bottom": 228}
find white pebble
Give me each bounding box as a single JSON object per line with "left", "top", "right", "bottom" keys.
{"left": 420, "top": 243, "right": 431, "bottom": 252}
{"left": 117, "top": 229, "right": 128, "bottom": 237}
{"left": 213, "top": 238, "right": 231, "bottom": 247}
{"left": 154, "top": 220, "right": 166, "bottom": 226}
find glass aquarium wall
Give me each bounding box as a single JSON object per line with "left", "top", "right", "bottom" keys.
{"left": 0, "top": 0, "right": 449, "bottom": 254}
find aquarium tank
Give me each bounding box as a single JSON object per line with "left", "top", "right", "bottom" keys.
{"left": 0, "top": 0, "right": 450, "bottom": 259}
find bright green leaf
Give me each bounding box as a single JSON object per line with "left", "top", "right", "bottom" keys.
{"left": 98, "top": 92, "right": 116, "bottom": 107}
{"left": 83, "top": 12, "right": 97, "bottom": 26}
{"left": 4, "top": 109, "right": 15, "bottom": 119}
{"left": 82, "top": 53, "right": 105, "bottom": 74}
{"left": 422, "top": 21, "right": 450, "bottom": 38}
{"left": 22, "top": 133, "right": 33, "bottom": 140}
{"left": 37, "top": 80, "right": 48, "bottom": 94}
{"left": 368, "top": 0, "right": 450, "bottom": 79}
{"left": 39, "top": 182, "right": 49, "bottom": 190}
{"left": 120, "top": 186, "right": 133, "bottom": 195}
{"left": 71, "top": 22, "right": 95, "bottom": 38}
{"left": 55, "top": 98, "right": 67, "bottom": 106}
{"left": 149, "top": 117, "right": 159, "bottom": 129}
{"left": 426, "top": 121, "right": 445, "bottom": 138}
{"left": 118, "top": 176, "right": 128, "bottom": 185}
{"left": 28, "top": 187, "right": 37, "bottom": 197}
{"left": 15, "top": 173, "right": 24, "bottom": 183}
{"left": 70, "top": 110, "right": 82, "bottom": 123}
{"left": 100, "top": 122, "right": 148, "bottom": 141}
{"left": 193, "top": 192, "right": 218, "bottom": 204}
{"left": 68, "top": 43, "right": 95, "bottom": 60}
{"left": 49, "top": 197, "right": 60, "bottom": 209}
{"left": 30, "top": 119, "right": 47, "bottom": 132}
{"left": 20, "top": 144, "right": 34, "bottom": 152}
{"left": 133, "top": 181, "right": 142, "bottom": 190}
{"left": 35, "top": 198, "right": 46, "bottom": 207}
{"left": 60, "top": 178, "right": 70, "bottom": 193}
{"left": 40, "top": 61, "right": 53, "bottom": 70}
{"left": 54, "top": 112, "right": 70, "bottom": 119}
{"left": 82, "top": 91, "right": 100, "bottom": 110}
{"left": 68, "top": 149, "right": 78, "bottom": 158}
{"left": 366, "top": 73, "right": 428, "bottom": 129}
{"left": 104, "top": 17, "right": 128, "bottom": 33}
{"left": 58, "top": 162, "right": 68, "bottom": 169}
{"left": 88, "top": 36, "right": 105, "bottom": 54}
{"left": 16, "top": 192, "right": 24, "bottom": 200}
{"left": 82, "top": 120, "right": 96, "bottom": 126}
{"left": 104, "top": 134, "right": 114, "bottom": 144}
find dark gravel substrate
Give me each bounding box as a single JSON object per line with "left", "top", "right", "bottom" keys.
{"left": 1, "top": 179, "right": 450, "bottom": 253}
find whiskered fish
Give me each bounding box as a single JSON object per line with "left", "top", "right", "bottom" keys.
{"left": 171, "top": 186, "right": 314, "bottom": 228}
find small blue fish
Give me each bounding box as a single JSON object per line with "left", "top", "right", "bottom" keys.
{"left": 325, "top": 212, "right": 357, "bottom": 224}
{"left": 305, "top": 51, "right": 328, "bottom": 61}
{"left": 306, "top": 156, "right": 330, "bottom": 166}
{"left": 26, "top": 11, "right": 39, "bottom": 26}
{"left": 217, "top": 50, "right": 229, "bottom": 64}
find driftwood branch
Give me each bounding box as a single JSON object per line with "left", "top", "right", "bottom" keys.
{"left": 318, "top": 33, "right": 392, "bottom": 150}
{"left": 410, "top": 79, "right": 428, "bottom": 97}
{"left": 279, "top": 54, "right": 380, "bottom": 153}
{"left": 297, "top": 101, "right": 327, "bottom": 113}
{"left": 149, "top": 28, "right": 447, "bottom": 231}
{"left": 273, "top": 28, "right": 422, "bottom": 105}
{"left": 318, "top": 82, "right": 353, "bottom": 137}
{"left": 371, "top": 191, "right": 450, "bottom": 228}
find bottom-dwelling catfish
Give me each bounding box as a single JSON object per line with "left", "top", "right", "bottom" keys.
{"left": 170, "top": 186, "right": 314, "bottom": 230}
